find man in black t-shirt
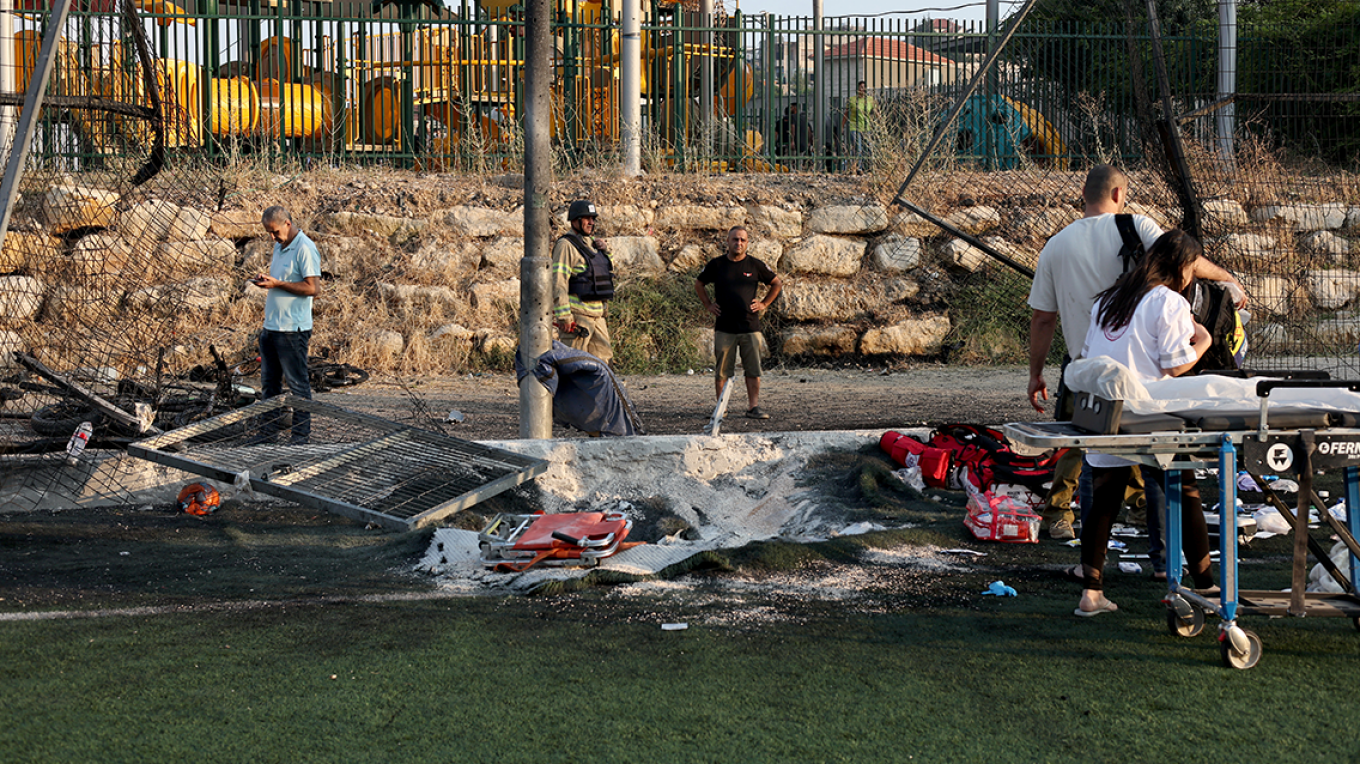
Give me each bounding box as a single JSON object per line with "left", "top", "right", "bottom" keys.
{"left": 694, "top": 226, "right": 783, "bottom": 419}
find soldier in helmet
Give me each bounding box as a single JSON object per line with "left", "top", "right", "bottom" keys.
{"left": 552, "top": 200, "right": 615, "bottom": 363}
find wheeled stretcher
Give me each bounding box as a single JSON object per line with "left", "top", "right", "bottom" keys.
{"left": 478, "top": 511, "right": 637, "bottom": 572}
{"left": 1005, "top": 379, "right": 1360, "bottom": 669}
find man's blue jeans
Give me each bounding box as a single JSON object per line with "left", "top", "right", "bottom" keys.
{"left": 259, "top": 328, "right": 311, "bottom": 443}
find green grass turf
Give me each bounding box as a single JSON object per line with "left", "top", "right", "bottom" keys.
{"left": 3, "top": 455, "right": 1360, "bottom": 761}
{"left": 2, "top": 580, "right": 1359, "bottom": 762}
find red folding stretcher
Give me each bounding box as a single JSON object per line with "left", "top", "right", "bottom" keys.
{"left": 478, "top": 511, "right": 638, "bottom": 572}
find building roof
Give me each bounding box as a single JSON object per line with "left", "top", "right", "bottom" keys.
{"left": 824, "top": 37, "right": 950, "bottom": 65}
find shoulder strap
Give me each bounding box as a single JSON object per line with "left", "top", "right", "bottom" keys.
{"left": 1114, "top": 214, "right": 1144, "bottom": 273}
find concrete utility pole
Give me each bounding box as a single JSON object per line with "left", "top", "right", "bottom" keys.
{"left": 812, "top": 0, "right": 823, "bottom": 165}
{"left": 620, "top": 0, "right": 642, "bottom": 175}
{"left": 1217, "top": 0, "right": 1237, "bottom": 169}
{"left": 519, "top": 0, "right": 553, "bottom": 439}
{"left": 700, "top": 0, "right": 714, "bottom": 154}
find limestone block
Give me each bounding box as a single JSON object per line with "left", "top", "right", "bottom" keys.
{"left": 408, "top": 240, "right": 477, "bottom": 281}
{"left": 368, "top": 330, "right": 406, "bottom": 364}
{"left": 481, "top": 236, "right": 525, "bottom": 271}
{"left": 891, "top": 210, "right": 937, "bottom": 238}
{"left": 780, "top": 325, "right": 858, "bottom": 357}
{"left": 607, "top": 236, "right": 664, "bottom": 274}
{"left": 669, "top": 243, "right": 716, "bottom": 273}
{"left": 43, "top": 184, "right": 119, "bottom": 233}
{"left": 0, "top": 330, "right": 21, "bottom": 368}
{"left": 443, "top": 206, "right": 522, "bottom": 237}
{"left": 475, "top": 330, "right": 517, "bottom": 355}
{"left": 120, "top": 200, "right": 178, "bottom": 244}
{"left": 1348, "top": 206, "right": 1360, "bottom": 230}
{"left": 43, "top": 280, "right": 124, "bottom": 324}
{"left": 598, "top": 205, "right": 653, "bottom": 233}
{"left": 654, "top": 205, "right": 747, "bottom": 231}
{"left": 1125, "top": 202, "right": 1173, "bottom": 230}
{"left": 126, "top": 277, "right": 234, "bottom": 314}
{"left": 325, "top": 211, "right": 427, "bottom": 241}
{"left": 1254, "top": 322, "right": 1288, "bottom": 348}
{"left": 241, "top": 239, "right": 274, "bottom": 274}
{"left": 1305, "top": 269, "right": 1358, "bottom": 310}
{"left": 469, "top": 278, "right": 521, "bottom": 311}
{"left": 943, "top": 206, "right": 1001, "bottom": 236}
{"left": 378, "top": 283, "right": 462, "bottom": 314}
{"left": 168, "top": 207, "right": 212, "bottom": 241}
{"left": 693, "top": 326, "right": 715, "bottom": 365}
{"left": 1300, "top": 230, "right": 1350, "bottom": 260}
{"left": 805, "top": 204, "right": 889, "bottom": 235}
{"left": 430, "top": 322, "right": 475, "bottom": 349}
{"left": 157, "top": 239, "right": 237, "bottom": 273}
{"left": 860, "top": 316, "right": 951, "bottom": 356}
{"left": 746, "top": 205, "right": 803, "bottom": 238}
{"left": 210, "top": 209, "right": 261, "bottom": 239}
{"left": 1, "top": 232, "right": 59, "bottom": 271}
{"left": 1217, "top": 233, "right": 1279, "bottom": 260}
{"left": 780, "top": 235, "right": 866, "bottom": 277}
{"left": 1202, "top": 199, "right": 1249, "bottom": 228}
{"left": 1010, "top": 207, "right": 1078, "bottom": 239}
{"left": 69, "top": 232, "right": 132, "bottom": 275}
{"left": 1252, "top": 203, "right": 1347, "bottom": 231}
{"left": 779, "top": 279, "right": 878, "bottom": 321}
{"left": 984, "top": 236, "right": 1039, "bottom": 270}
{"left": 1238, "top": 274, "right": 1290, "bottom": 316}
{"left": 316, "top": 235, "right": 385, "bottom": 276}
{"left": 749, "top": 239, "right": 782, "bottom": 268}
{"left": 884, "top": 277, "right": 921, "bottom": 302}
{"left": 1314, "top": 315, "right": 1360, "bottom": 345}
{"left": 870, "top": 234, "right": 921, "bottom": 272}
{"left": 0, "top": 275, "right": 44, "bottom": 322}
{"left": 942, "top": 238, "right": 987, "bottom": 272}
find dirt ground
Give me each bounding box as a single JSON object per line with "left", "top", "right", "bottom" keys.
{"left": 322, "top": 363, "right": 1046, "bottom": 440}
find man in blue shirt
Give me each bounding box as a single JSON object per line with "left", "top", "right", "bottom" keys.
{"left": 250, "top": 206, "right": 321, "bottom": 444}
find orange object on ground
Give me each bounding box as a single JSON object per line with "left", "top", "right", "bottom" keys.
{"left": 478, "top": 511, "right": 638, "bottom": 572}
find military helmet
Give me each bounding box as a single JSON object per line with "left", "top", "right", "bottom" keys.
{"left": 567, "top": 200, "right": 598, "bottom": 221}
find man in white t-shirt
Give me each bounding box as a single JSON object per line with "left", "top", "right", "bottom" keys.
{"left": 1026, "top": 165, "right": 1244, "bottom": 539}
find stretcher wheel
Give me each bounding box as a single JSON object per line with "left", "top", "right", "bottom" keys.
{"left": 1166, "top": 604, "right": 1205, "bottom": 638}
{"left": 1220, "top": 628, "right": 1262, "bottom": 670}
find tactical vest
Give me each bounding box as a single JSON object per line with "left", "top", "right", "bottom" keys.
{"left": 562, "top": 233, "right": 615, "bottom": 301}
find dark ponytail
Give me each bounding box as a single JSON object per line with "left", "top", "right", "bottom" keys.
{"left": 1094, "top": 229, "right": 1202, "bottom": 332}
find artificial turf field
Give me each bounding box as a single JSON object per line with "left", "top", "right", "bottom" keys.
{"left": 3, "top": 453, "right": 1360, "bottom": 762}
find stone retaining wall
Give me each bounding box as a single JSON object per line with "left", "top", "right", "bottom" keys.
{"left": 4, "top": 182, "right": 1360, "bottom": 371}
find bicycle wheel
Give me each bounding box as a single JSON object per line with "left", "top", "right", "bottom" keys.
{"left": 323, "top": 363, "right": 369, "bottom": 389}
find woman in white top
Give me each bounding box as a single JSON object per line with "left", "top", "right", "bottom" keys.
{"left": 1074, "top": 229, "right": 1215, "bottom": 616}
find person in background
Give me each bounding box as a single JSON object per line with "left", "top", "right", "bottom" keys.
{"left": 843, "top": 81, "right": 874, "bottom": 173}
{"left": 694, "top": 226, "right": 782, "bottom": 420}
{"left": 552, "top": 200, "right": 615, "bottom": 363}
{"left": 250, "top": 205, "right": 321, "bottom": 444}
{"left": 1072, "top": 229, "right": 1217, "bottom": 616}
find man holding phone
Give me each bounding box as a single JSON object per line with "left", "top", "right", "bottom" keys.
{"left": 249, "top": 205, "right": 321, "bottom": 444}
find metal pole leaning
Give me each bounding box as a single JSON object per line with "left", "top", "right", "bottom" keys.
{"left": 519, "top": 0, "right": 553, "bottom": 439}
{"left": 0, "top": 0, "right": 75, "bottom": 248}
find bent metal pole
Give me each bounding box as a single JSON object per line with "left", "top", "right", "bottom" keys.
{"left": 519, "top": 0, "right": 553, "bottom": 439}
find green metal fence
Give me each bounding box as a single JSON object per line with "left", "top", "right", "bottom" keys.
{"left": 6, "top": 5, "right": 1358, "bottom": 173}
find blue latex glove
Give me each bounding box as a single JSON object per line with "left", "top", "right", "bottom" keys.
{"left": 982, "top": 580, "right": 1017, "bottom": 597}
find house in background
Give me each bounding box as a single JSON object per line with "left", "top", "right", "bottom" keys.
{"left": 819, "top": 36, "right": 966, "bottom": 119}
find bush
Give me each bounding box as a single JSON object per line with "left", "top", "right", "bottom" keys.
{"left": 608, "top": 272, "right": 711, "bottom": 374}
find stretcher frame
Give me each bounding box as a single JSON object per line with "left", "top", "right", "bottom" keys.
{"left": 1004, "top": 381, "right": 1360, "bottom": 669}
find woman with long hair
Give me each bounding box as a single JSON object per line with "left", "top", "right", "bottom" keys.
{"left": 1073, "top": 229, "right": 1216, "bottom": 616}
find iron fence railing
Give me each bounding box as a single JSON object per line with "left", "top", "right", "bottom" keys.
{"left": 5, "top": 7, "right": 1355, "bottom": 173}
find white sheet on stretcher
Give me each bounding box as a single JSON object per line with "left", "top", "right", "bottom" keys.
{"left": 1064, "top": 356, "right": 1360, "bottom": 417}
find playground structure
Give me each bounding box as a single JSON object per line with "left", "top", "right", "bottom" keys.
{"left": 6, "top": 0, "right": 786, "bottom": 169}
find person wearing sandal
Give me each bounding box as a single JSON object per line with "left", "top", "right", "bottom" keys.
{"left": 1073, "top": 229, "right": 1218, "bottom": 616}
{"left": 695, "top": 226, "right": 783, "bottom": 421}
